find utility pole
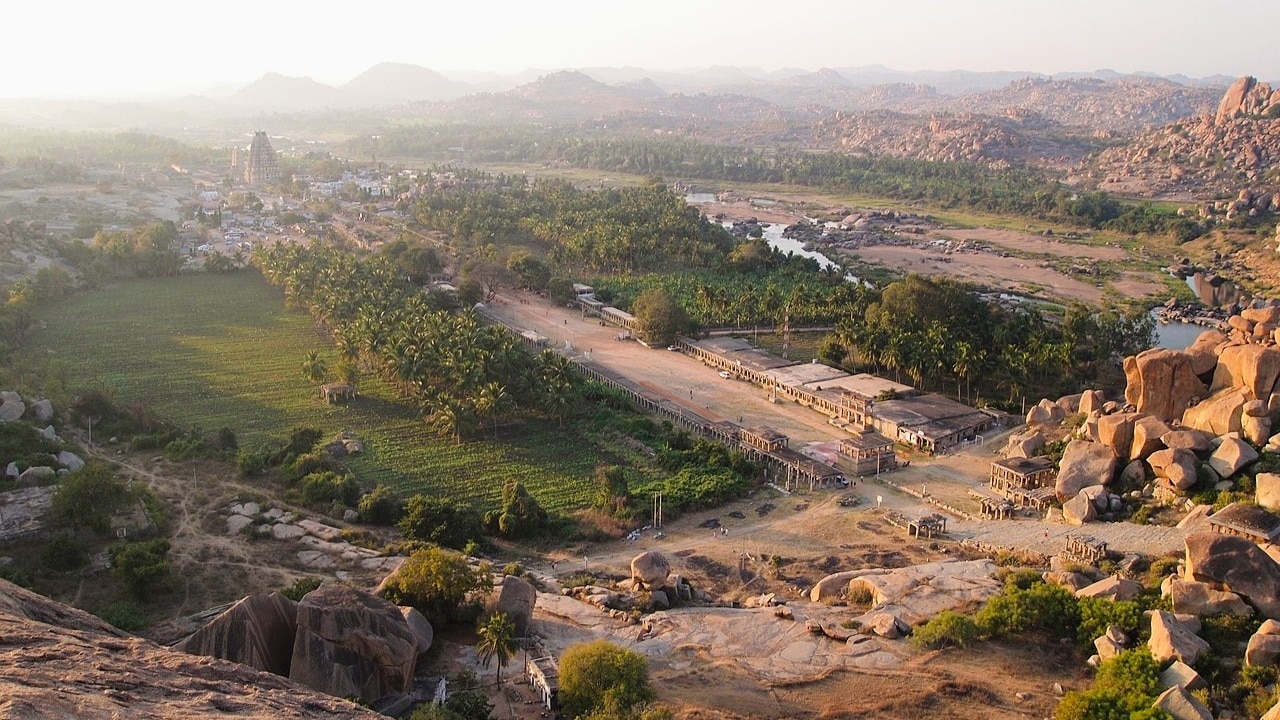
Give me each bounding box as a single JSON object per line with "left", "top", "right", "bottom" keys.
{"left": 652, "top": 491, "right": 663, "bottom": 529}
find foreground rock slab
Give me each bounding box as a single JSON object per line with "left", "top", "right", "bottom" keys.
{"left": 0, "top": 579, "right": 378, "bottom": 720}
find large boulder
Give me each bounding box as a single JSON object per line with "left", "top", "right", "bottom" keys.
{"left": 1130, "top": 416, "right": 1171, "bottom": 460}
{"left": 1097, "top": 413, "right": 1139, "bottom": 460}
{"left": 1152, "top": 685, "right": 1213, "bottom": 720}
{"left": 1184, "top": 532, "right": 1280, "bottom": 618}
{"left": 1027, "top": 398, "right": 1065, "bottom": 426}
{"left": 1168, "top": 579, "right": 1253, "bottom": 616}
{"left": 1062, "top": 491, "right": 1097, "bottom": 525}
{"left": 630, "top": 551, "right": 671, "bottom": 591}
{"left": 1005, "top": 430, "right": 1045, "bottom": 459}
{"left": 1259, "top": 473, "right": 1280, "bottom": 511}
{"left": 1078, "top": 390, "right": 1105, "bottom": 416}
{"left": 1211, "top": 343, "right": 1280, "bottom": 400}
{"left": 29, "top": 398, "right": 53, "bottom": 424}
{"left": 1054, "top": 440, "right": 1118, "bottom": 500}
{"left": 1162, "top": 429, "right": 1212, "bottom": 454}
{"left": 1182, "top": 388, "right": 1247, "bottom": 436}
{"left": 1148, "top": 610, "right": 1211, "bottom": 665}
{"left": 1186, "top": 330, "right": 1228, "bottom": 377}
{"left": 1124, "top": 349, "right": 1208, "bottom": 423}
{"left": 0, "top": 398, "right": 25, "bottom": 422}
{"left": 1076, "top": 576, "right": 1143, "bottom": 602}
{"left": 55, "top": 451, "right": 84, "bottom": 472}
{"left": 1148, "top": 448, "right": 1200, "bottom": 491}
{"left": 1246, "top": 620, "right": 1280, "bottom": 666}
{"left": 1244, "top": 412, "right": 1274, "bottom": 446}
{"left": 289, "top": 584, "right": 418, "bottom": 703}
{"left": 809, "top": 570, "right": 862, "bottom": 603}
{"left": 492, "top": 575, "right": 536, "bottom": 634}
{"left": 176, "top": 592, "right": 299, "bottom": 676}
{"left": 1208, "top": 436, "right": 1259, "bottom": 478}
{"left": 1159, "top": 660, "right": 1207, "bottom": 692}
{"left": 16, "top": 466, "right": 55, "bottom": 487}
{"left": 399, "top": 607, "right": 433, "bottom": 659}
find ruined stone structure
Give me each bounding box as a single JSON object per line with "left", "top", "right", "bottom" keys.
{"left": 245, "top": 131, "right": 279, "bottom": 185}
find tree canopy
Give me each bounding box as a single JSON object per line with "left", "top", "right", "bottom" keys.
{"left": 378, "top": 546, "right": 491, "bottom": 625}
{"left": 558, "top": 639, "right": 656, "bottom": 719}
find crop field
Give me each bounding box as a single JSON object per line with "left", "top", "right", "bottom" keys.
{"left": 25, "top": 272, "right": 603, "bottom": 510}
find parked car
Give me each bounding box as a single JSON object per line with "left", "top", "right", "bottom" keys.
{"left": 718, "top": 370, "right": 732, "bottom": 379}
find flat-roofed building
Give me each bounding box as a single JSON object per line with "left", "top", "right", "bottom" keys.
{"left": 868, "top": 393, "right": 992, "bottom": 453}
{"left": 838, "top": 430, "right": 898, "bottom": 475}
{"left": 1208, "top": 502, "right": 1280, "bottom": 544}
{"left": 687, "top": 337, "right": 798, "bottom": 384}
{"left": 990, "top": 456, "right": 1057, "bottom": 491}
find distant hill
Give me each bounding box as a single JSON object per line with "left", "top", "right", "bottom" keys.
{"left": 342, "top": 62, "right": 469, "bottom": 103}
{"left": 224, "top": 72, "right": 348, "bottom": 112}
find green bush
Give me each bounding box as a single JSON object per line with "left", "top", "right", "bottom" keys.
{"left": 97, "top": 599, "right": 148, "bottom": 631}
{"left": 281, "top": 576, "right": 323, "bottom": 601}
{"left": 485, "top": 481, "right": 549, "bottom": 539}
{"left": 358, "top": 484, "right": 404, "bottom": 525}
{"left": 559, "top": 640, "right": 656, "bottom": 719}
{"left": 378, "top": 546, "right": 491, "bottom": 626}
{"left": 50, "top": 462, "right": 131, "bottom": 534}
{"left": 398, "top": 495, "right": 484, "bottom": 550}
{"left": 911, "top": 610, "right": 981, "bottom": 649}
{"left": 109, "top": 538, "right": 170, "bottom": 600}
{"left": 236, "top": 447, "right": 267, "bottom": 477}
{"left": 299, "top": 471, "right": 360, "bottom": 507}
{"left": 1077, "top": 597, "right": 1143, "bottom": 649}
{"left": 42, "top": 531, "right": 89, "bottom": 571}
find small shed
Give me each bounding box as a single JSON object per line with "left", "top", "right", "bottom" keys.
{"left": 320, "top": 383, "right": 356, "bottom": 404}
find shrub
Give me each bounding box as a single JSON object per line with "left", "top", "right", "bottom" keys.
{"left": 299, "top": 471, "right": 360, "bottom": 507}
{"left": 358, "top": 484, "right": 404, "bottom": 525}
{"left": 398, "top": 495, "right": 484, "bottom": 550}
{"left": 503, "top": 562, "right": 524, "bottom": 577}
{"left": 281, "top": 576, "right": 323, "bottom": 602}
{"left": 98, "top": 599, "right": 148, "bottom": 631}
{"left": 485, "top": 480, "right": 549, "bottom": 539}
{"left": 42, "top": 531, "right": 89, "bottom": 571}
{"left": 911, "top": 610, "right": 981, "bottom": 649}
{"left": 109, "top": 538, "right": 171, "bottom": 600}
{"left": 50, "top": 462, "right": 131, "bottom": 534}
{"left": 236, "top": 447, "right": 267, "bottom": 477}
{"left": 559, "top": 639, "right": 656, "bottom": 719}
{"left": 1077, "top": 597, "right": 1143, "bottom": 649}
{"left": 379, "top": 546, "right": 491, "bottom": 626}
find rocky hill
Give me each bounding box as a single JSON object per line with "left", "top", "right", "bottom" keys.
{"left": 0, "top": 579, "right": 380, "bottom": 720}
{"left": 1089, "top": 76, "right": 1280, "bottom": 199}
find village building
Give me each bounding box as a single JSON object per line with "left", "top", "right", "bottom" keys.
{"left": 838, "top": 430, "right": 898, "bottom": 475}
{"left": 686, "top": 337, "right": 797, "bottom": 384}
{"left": 863, "top": 393, "right": 992, "bottom": 453}
{"left": 319, "top": 382, "right": 355, "bottom": 404}
{"left": 989, "top": 456, "right": 1057, "bottom": 491}
{"left": 526, "top": 656, "right": 559, "bottom": 710}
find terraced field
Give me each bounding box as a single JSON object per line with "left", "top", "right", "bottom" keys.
{"left": 25, "top": 272, "right": 603, "bottom": 510}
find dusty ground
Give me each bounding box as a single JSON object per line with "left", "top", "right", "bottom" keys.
{"left": 687, "top": 193, "right": 1171, "bottom": 305}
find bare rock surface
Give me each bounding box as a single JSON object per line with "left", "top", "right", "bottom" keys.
{"left": 1208, "top": 436, "right": 1259, "bottom": 478}
{"left": 1259, "top": 472, "right": 1280, "bottom": 511}
{"left": 1183, "top": 388, "right": 1246, "bottom": 436}
{"left": 1148, "top": 610, "right": 1211, "bottom": 665}
{"left": 289, "top": 584, "right": 418, "bottom": 703}
{"left": 1152, "top": 684, "right": 1213, "bottom": 720}
{"left": 1184, "top": 532, "right": 1280, "bottom": 618}
{"left": 1169, "top": 579, "right": 1253, "bottom": 617}
{"left": 1211, "top": 343, "right": 1280, "bottom": 400}
{"left": 1124, "top": 349, "right": 1206, "bottom": 423}
{"left": 175, "top": 592, "right": 298, "bottom": 676}
{"left": 0, "top": 579, "right": 378, "bottom": 720}
{"left": 1159, "top": 660, "right": 1207, "bottom": 692}
{"left": 1054, "top": 440, "right": 1118, "bottom": 500}
{"left": 492, "top": 574, "right": 537, "bottom": 634}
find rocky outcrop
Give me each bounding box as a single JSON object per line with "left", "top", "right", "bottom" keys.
{"left": 1076, "top": 576, "right": 1143, "bottom": 602}
{"left": 492, "top": 575, "right": 536, "bottom": 634}
{"left": 1124, "top": 349, "right": 1207, "bottom": 423}
{"left": 0, "top": 579, "right": 379, "bottom": 720}
{"left": 1026, "top": 398, "right": 1065, "bottom": 426}
{"left": 1168, "top": 578, "right": 1252, "bottom": 617}
{"left": 1216, "top": 76, "right": 1280, "bottom": 125}
{"left": 289, "top": 585, "right": 418, "bottom": 703}
{"left": 1246, "top": 619, "right": 1280, "bottom": 666}
{"left": 1211, "top": 343, "right": 1280, "bottom": 399}
{"left": 1130, "top": 416, "right": 1171, "bottom": 460}
{"left": 1148, "top": 610, "right": 1211, "bottom": 665}
{"left": 1162, "top": 429, "right": 1212, "bottom": 454}
{"left": 1055, "top": 440, "right": 1118, "bottom": 500}
{"left": 1062, "top": 491, "right": 1098, "bottom": 525}
{"left": 1186, "top": 331, "right": 1228, "bottom": 376}
{"left": 1259, "top": 472, "right": 1280, "bottom": 511}
{"left": 399, "top": 607, "right": 433, "bottom": 659}
{"left": 1182, "top": 388, "right": 1246, "bottom": 436}
{"left": 1184, "top": 532, "right": 1280, "bottom": 618}
{"left": 176, "top": 593, "right": 298, "bottom": 676}
{"left": 1148, "top": 448, "right": 1199, "bottom": 491}
{"left": 1097, "top": 413, "right": 1138, "bottom": 459}
{"left": 1152, "top": 684, "right": 1213, "bottom": 720}
{"left": 1159, "top": 660, "right": 1207, "bottom": 692}
{"left": 1207, "top": 436, "right": 1259, "bottom": 478}
{"left": 630, "top": 551, "right": 671, "bottom": 591}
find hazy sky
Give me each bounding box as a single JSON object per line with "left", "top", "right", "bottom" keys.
{"left": 6, "top": 0, "right": 1278, "bottom": 98}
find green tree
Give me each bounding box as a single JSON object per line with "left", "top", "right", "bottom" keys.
{"left": 109, "top": 538, "right": 171, "bottom": 600}
{"left": 485, "top": 481, "right": 548, "bottom": 539}
{"left": 631, "top": 288, "right": 688, "bottom": 346}
{"left": 358, "top": 484, "right": 404, "bottom": 525}
{"left": 558, "top": 640, "right": 656, "bottom": 719}
{"left": 301, "top": 350, "right": 328, "bottom": 383}
{"left": 49, "top": 462, "right": 132, "bottom": 534}
{"left": 476, "top": 612, "right": 517, "bottom": 686}
{"left": 398, "top": 494, "right": 484, "bottom": 549}
{"left": 379, "top": 546, "right": 491, "bottom": 625}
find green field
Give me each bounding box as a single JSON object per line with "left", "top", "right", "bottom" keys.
{"left": 25, "top": 272, "right": 605, "bottom": 510}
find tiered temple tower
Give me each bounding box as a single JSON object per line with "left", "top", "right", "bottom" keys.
{"left": 244, "top": 131, "right": 279, "bottom": 185}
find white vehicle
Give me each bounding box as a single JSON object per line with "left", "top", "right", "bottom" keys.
{"left": 718, "top": 370, "right": 732, "bottom": 379}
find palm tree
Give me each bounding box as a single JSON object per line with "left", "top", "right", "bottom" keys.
{"left": 476, "top": 612, "right": 517, "bottom": 687}
{"left": 301, "top": 351, "right": 327, "bottom": 383}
